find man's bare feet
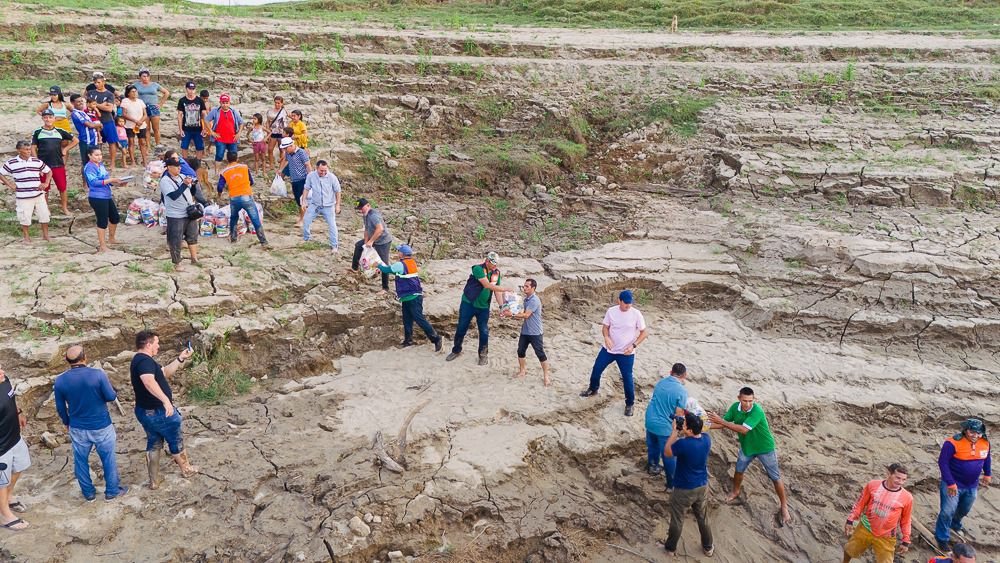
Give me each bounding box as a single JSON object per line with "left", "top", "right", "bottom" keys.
{"left": 515, "top": 371, "right": 526, "bottom": 379}
{"left": 724, "top": 492, "right": 742, "bottom": 504}
{"left": 107, "top": 239, "right": 118, "bottom": 245}
{"left": 42, "top": 235, "right": 50, "bottom": 241}
{"left": 780, "top": 507, "right": 792, "bottom": 526}
{"left": 21, "top": 237, "right": 31, "bottom": 243}
{"left": 97, "top": 246, "right": 108, "bottom": 253}
{"left": 61, "top": 208, "right": 70, "bottom": 215}
{"left": 543, "top": 375, "right": 551, "bottom": 387}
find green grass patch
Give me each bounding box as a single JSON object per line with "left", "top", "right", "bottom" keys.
{"left": 186, "top": 342, "right": 254, "bottom": 405}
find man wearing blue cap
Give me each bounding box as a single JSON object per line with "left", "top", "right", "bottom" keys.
{"left": 935, "top": 418, "right": 991, "bottom": 551}
{"left": 580, "top": 290, "right": 649, "bottom": 416}
{"left": 378, "top": 245, "right": 442, "bottom": 351}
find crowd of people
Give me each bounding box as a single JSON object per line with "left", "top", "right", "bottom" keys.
{"left": 0, "top": 69, "right": 993, "bottom": 563}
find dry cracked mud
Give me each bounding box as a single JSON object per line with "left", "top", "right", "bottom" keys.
{"left": 0, "top": 5, "right": 997, "bottom": 563}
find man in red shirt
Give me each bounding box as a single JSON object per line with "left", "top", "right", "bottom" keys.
{"left": 206, "top": 93, "right": 243, "bottom": 175}
{"left": 843, "top": 463, "right": 912, "bottom": 563}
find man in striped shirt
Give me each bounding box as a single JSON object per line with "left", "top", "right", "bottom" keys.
{"left": 843, "top": 463, "right": 912, "bottom": 563}
{"left": 1, "top": 140, "right": 52, "bottom": 242}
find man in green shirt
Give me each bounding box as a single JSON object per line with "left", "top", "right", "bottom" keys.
{"left": 708, "top": 386, "right": 791, "bottom": 525}
{"left": 446, "top": 251, "right": 508, "bottom": 366}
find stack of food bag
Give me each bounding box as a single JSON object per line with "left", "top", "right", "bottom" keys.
{"left": 500, "top": 290, "right": 524, "bottom": 314}
{"left": 359, "top": 246, "right": 384, "bottom": 278}
{"left": 214, "top": 207, "right": 231, "bottom": 239}
{"left": 126, "top": 198, "right": 159, "bottom": 227}
{"left": 200, "top": 204, "right": 219, "bottom": 237}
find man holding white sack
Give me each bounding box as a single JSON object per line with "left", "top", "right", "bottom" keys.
{"left": 350, "top": 197, "right": 392, "bottom": 292}
{"left": 501, "top": 278, "right": 550, "bottom": 386}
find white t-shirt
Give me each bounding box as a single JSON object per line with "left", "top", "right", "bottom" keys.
{"left": 120, "top": 98, "right": 148, "bottom": 129}
{"left": 602, "top": 305, "right": 646, "bottom": 354}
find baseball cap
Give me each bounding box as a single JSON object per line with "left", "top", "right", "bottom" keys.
{"left": 185, "top": 81, "right": 196, "bottom": 89}
{"left": 15, "top": 140, "right": 31, "bottom": 149}
{"left": 48, "top": 85, "right": 61, "bottom": 95}
{"left": 486, "top": 251, "right": 500, "bottom": 265}
{"left": 41, "top": 109, "right": 54, "bottom": 117}
{"left": 355, "top": 197, "right": 370, "bottom": 210}
{"left": 398, "top": 244, "right": 413, "bottom": 256}
{"left": 219, "top": 93, "right": 231, "bottom": 103}
{"left": 961, "top": 418, "right": 986, "bottom": 435}
{"left": 138, "top": 67, "right": 150, "bottom": 76}
{"left": 92, "top": 71, "right": 105, "bottom": 80}
{"left": 279, "top": 137, "right": 294, "bottom": 149}
{"left": 619, "top": 290, "right": 634, "bottom": 304}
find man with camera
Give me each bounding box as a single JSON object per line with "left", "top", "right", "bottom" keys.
{"left": 663, "top": 411, "right": 714, "bottom": 557}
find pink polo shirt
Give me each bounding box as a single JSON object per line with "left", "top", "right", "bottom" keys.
{"left": 603, "top": 305, "right": 646, "bottom": 354}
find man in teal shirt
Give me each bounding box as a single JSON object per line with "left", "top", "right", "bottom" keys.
{"left": 644, "top": 363, "right": 688, "bottom": 489}
{"left": 708, "top": 386, "right": 791, "bottom": 525}
{"left": 377, "top": 244, "right": 442, "bottom": 352}
{"left": 446, "top": 251, "right": 508, "bottom": 366}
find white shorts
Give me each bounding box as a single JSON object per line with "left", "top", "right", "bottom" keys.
{"left": 15, "top": 195, "right": 50, "bottom": 226}
{"left": 0, "top": 438, "right": 31, "bottom": 487}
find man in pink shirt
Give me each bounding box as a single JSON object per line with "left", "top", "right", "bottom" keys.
{"left": 580, "top": 290, "right": 649, "bottom": 416}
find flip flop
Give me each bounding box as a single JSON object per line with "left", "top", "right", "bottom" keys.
{"left": 1, "top": 518, "right": 28, "bottom": 531}
{"left": 8, "top": 502, "right": 25, "bottom": 513}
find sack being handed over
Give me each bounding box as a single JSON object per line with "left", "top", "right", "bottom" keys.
{"left": 500, "top": 290, "right": 523, "bottom": 314}
{"left": 359, "top": 245, "right": 385, "bottom": 279}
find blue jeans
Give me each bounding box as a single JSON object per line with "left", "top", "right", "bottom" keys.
{"left": 646, "top": 430, "right": 676, "bottom": 487}
{"left": 229, "top": 195, "right": 267, "bottom": 244}
{"left": 134, "top": 406, "right": 185, "bottom": 455}
{"left": 588, "top": 347, "right": 635, "bottom": 406}
{"left": 452, "top": 299, "right": 490, "bottom": 354}
{"left": 303, "top": 204, "right": 338, "bottom": 248}
{"left": 214, "top": 141, "right": 239, "bottom": 161}
{"left": 935, "top": 482, "right": 978, "bottom": 542}
{"left": 181, "top": 129, "right": 204, "bottom": 151}
{"left": 69, "top": 425, "right": 121, "bottom": 499}
{"left": 402, "top": 296, "right": 438, "bottom": 344}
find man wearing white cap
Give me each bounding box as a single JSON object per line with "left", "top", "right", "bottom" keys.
{"left": 280, "top": 137, "right": 311, "bottom": 227}
{"left": 447, "top": 251, "right": 508, "bottom": 366}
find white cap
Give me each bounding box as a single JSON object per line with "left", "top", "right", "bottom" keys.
{"left": 279, "top": 137, "right": 294, "bottom": 149}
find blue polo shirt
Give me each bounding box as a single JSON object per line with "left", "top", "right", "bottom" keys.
{"left": 671, "top": 433, "right": 711, "bottom": 490}
{"left": 54, "top": 366, "right": 117, "bottom": 430}
{"left": 645, "top": 376, "right": 688, "bottom": 436}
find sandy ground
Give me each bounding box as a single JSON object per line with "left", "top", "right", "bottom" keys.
{"left": 0, "top": 6, "right": 997, "bottom": 562}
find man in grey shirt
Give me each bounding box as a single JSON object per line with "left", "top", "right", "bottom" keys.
{"left": 302, "top": 160, "right": 342, "bottom": 252}
{"left": 502, "top": 278, "right": 551, "bottom": 386}
{"left": 351, "top": 197, "right": 393, "bottom": 291}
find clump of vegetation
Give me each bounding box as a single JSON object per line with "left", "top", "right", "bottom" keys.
{"left": 187, "top": 340, "right": 254, "bottom": 405}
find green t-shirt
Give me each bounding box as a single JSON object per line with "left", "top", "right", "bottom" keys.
{"left": 723, "top": 402, "right": 776, "bottom": 456}
{"left": 461, "top": 264, "right": 500, "bottom": 309}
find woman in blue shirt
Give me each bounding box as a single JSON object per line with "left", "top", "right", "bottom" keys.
{"left": 83, "top": 147, "right": 127, "bottom": 253}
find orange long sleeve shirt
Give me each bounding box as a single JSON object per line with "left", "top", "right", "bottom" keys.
{"left": 848, "top": 479, "right": 912, "bottom": 543}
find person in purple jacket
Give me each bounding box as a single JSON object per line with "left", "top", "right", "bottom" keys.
{"left": 934, "top": 418, "right": 991, "bottom": 551}
{"left": 54, "top": 345, "right": 128, "bottom": 501}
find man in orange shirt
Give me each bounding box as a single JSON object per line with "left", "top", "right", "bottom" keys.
{"left": 217, "top": 151, "right": 269, "bottom": 249}
{"left": 842, "top": 463, "right": 912, "bottom": 563}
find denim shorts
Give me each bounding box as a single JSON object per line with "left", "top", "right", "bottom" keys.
{"left": 147, "top": 104, "right": 161, "bottom": 118}
{"left": 181, "top": 129, "right": 205, "bottom": 151}
{"left": 134, "top": 406, "right": 185, "bottom": 455}
{"left": 214, "top": 141, "right": 238, "bottom": 161}
{"left": 735, "top": 448, "right": 781, "bottom": 481}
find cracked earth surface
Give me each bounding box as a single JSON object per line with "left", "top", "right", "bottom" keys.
{"left": 0, "top": 6, "right": 998, "bottom": 563}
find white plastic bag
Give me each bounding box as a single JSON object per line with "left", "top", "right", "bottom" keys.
{"left": 359, "top": 245, "right": 384, "bottom": 279}
{"left": 270, "top": 174, "right": 287, "bottom": 197}
{"left": 500, "top": 291, "right": 523, "bottom": 314}
{"left": 686, "top": 397, "right": 710, "bottom": 429}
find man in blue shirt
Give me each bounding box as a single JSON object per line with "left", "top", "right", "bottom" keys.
{"left": 53, "top": 345, "right": 127, "bottom": 501}
{"left": 644, "top": 363, "right": 688, "bottom": 487}
{"left": 664, "top": 412, "right": 713, "bottom": 557}
{"left": 280, "top": 136, "right": 312, "bottom": 227}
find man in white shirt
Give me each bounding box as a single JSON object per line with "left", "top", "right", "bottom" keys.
{"left": 579, "top": 290, "right": 649, "bottom": 416}
{"left": 301, "top": 160, "right": 342, "bottom": 252}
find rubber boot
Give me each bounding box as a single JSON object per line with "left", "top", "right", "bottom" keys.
{"left": 146, "top": 450, "right": 162, "bottom": 490}
{"left": 172, "top": 450, "right": 200, "bottom": 478}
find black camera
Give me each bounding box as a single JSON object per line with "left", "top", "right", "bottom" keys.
{"left": 675, "top": 417, "right": 685, "bottom": 430}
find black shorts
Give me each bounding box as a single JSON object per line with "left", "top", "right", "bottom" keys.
{"left": 79, "top": 141, "right": 91, "bottom": 166}
{"left": 89, "top": 197, "right": 120, "bottom": 229}
{"left": 517, "top": 334, "right": 547, "bottom": 362}
{"left": 125, "top": 127, "right": 147, "bottom": 140}
{"left": 270, "top": 133, "right": 282, "bottom": 139}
